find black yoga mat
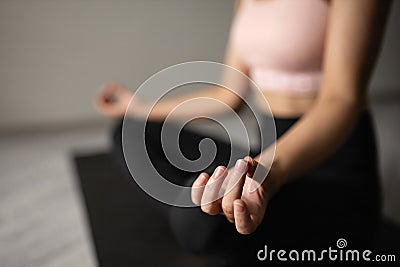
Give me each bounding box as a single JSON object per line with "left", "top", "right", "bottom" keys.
{"left": 73, "top": 151, "right": 205, "bottom": 267}
{"left": 73, "top": 151, "right": 400, "bottom": 267}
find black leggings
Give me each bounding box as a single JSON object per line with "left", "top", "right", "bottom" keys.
{"left": 111, "top": 112, "right": 381, "bottom": 266}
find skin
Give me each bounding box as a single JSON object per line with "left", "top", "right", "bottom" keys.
{"left": 96, "top": 0, "right": 392, "bottom": 234}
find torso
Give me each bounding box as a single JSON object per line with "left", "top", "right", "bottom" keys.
{"left": 231, "top": 0, "right": 331, "bottom": 117}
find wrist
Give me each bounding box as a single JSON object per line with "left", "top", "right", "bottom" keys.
{"left": 262, "top": 160, "right": 285, "bottom": 200}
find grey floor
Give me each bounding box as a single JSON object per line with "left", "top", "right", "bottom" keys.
{"left": 0, "top": 99, "right": 399, "bottom": 267}
{"left": 0, "top": 124, "right": 111, "bottom": 267}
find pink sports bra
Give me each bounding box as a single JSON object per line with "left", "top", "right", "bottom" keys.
{"left": 231, "top": 0, "right": 330, "bottom": 95}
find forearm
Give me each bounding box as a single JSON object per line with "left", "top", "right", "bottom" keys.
{"left": 143, "top": 86, "right": 246, "bottom": 121}
{"left": 258, "top": 92, "right": 365, "bottom": 190}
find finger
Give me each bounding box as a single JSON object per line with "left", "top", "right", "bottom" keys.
{"left": 104, "top": 93, "right": 119, "bottom": 104}
{"left": 244, "top": 156, "right": 268, "bottom": 192}
{"left": 96, "top": 87, "right": 110, "bottom": 107}
{"left": 244, "top": 156, "right": 258, "bottom": 178}
{"left": 191, "top": 172, "right": 210, "bottom": 205}
{"left": 221, "top": 159, "right": 248, "bottom": 223}
{"left": 201, "top": 166, "right": 226, "bottom": 215}
{"left": 101, "top": 82, "right": 127, "bottom": 101}
{"left": 233, "top": 199, "right": 254, "bottom": 235}
{"left": 97, "top": 88, "right": 116, "bottom": 107}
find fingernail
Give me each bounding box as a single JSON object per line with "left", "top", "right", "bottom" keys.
{"left": 235, "top": 202, "right": 245, "bottom": 212}
{"left": 213, "top": 167, "right": 225, "bottom": 178}
{"left": 235, "top": 159, "right": 247, "bottom": 173}
{"left": 197, "top": 173, "right": 207, "bottom": 186}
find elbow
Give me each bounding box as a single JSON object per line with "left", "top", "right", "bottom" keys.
{"left": 317, "top": 86, "right": 367, "bottom": 114}
{"left": 230, "top": 96, "right": 246, "bottom": 113}
{"left": 215, "top": 88, "right": 248, "bottom": 113}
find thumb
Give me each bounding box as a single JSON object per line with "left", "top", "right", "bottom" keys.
{"left": 233, "top": 199, "right": 254, "bottom": 235}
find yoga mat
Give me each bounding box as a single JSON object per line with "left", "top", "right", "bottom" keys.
{"left": 73, "top": 151, "right": 205, "bottom": 267}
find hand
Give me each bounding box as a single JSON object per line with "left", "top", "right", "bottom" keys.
{"left": 191, "top": 156, "right": 276, "bottom": 234}
{"left": 96, "top": 81, "right": 141, "bottom": 118}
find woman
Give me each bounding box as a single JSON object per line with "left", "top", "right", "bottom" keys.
{"left": 97, "top": 0, "right": 392, "bottom": 266}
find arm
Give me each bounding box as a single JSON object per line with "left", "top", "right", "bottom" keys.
{"left": 259, "top": 0, "right": 392, "bottom": 189}
{"left": 193, "top": 0, "right": 392, "bottom": 235}
{"left": 97, "top": 1, "right": 248, "bottom": 121}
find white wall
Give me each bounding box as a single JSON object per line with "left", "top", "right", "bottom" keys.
{"left": 0, "top": 0, "right": 234, "bottom": 129}
{"left": 371, "top": 0, "right": 400, "bottom": 92}
{"left": 0, "top": 0, "right": 399, "bottom": 130}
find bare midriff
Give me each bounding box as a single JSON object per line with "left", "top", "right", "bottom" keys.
{"left": 256, "top": 90, "right": 316, "bottom": 118}
{"left": 257, "top": 90, "right": 370, "bottom": 118}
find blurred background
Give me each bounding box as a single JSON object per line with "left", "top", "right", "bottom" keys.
{"left": 0, "top": 0, "right": 399, "bottom": 266}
